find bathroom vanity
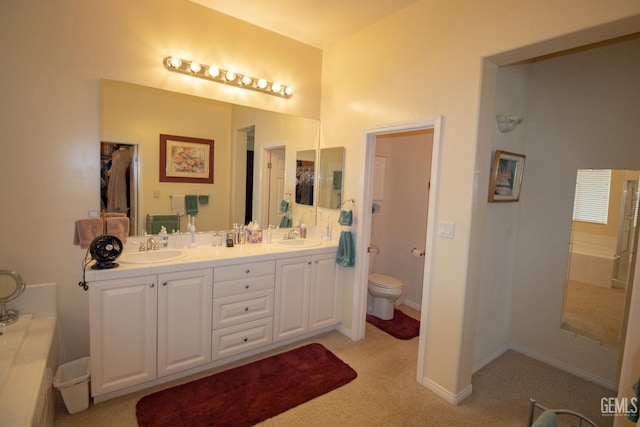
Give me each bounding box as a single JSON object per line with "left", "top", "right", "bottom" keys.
{"left": 85, "top": 236, "right": 340, "bottom": 402}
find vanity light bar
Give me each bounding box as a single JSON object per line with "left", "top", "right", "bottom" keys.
{"left": 163, "top": 57, "right": 293, "bottom": 98}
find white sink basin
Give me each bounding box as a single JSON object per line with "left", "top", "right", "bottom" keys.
{"left": 119, "top": 249, "right": 187, "bottom": 264}
{"left": 273, "top": 239, "right": 322, "bottom": 248}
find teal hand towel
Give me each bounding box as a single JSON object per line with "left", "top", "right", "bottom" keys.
{"left": 336, "top": 231, "right": 355, "bottom": 267}
{"left": 280, "top": 200, "right": 290, "bottom": 213}
{"left": 280, "top": 215, "right": 292, "bottom": 228}
{"left": 338, "top": 209, "right": 353, "bottom": 226}
{"left": 185, "top": 195, "right": 198, "bottom": 216}
{"left": 198, "top": 195, "right": 209, "bottom": 205}
{"left": 531, "top": 410, "right": 558, "bottom": 427}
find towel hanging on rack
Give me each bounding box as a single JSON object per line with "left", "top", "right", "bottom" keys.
{"left": 185, "top": 195, "right": 198, "bottom": 216}
{"left": 171, "top": 194, "right": 185, "bottom": 216}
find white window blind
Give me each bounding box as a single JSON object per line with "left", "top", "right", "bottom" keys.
{"left": 572, "top": 169, "right": 611, "bottom": 224}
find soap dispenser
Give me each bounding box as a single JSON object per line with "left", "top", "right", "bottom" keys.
{"left": 159, "top": 226, "right": 169, "bottom": 248}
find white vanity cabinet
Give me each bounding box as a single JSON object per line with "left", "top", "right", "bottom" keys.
{"left": 212, "top": 261, "right": 275, "bottom": 360}
{"left": 89, "top": 268, "right": 213, "bottom": 397}
{"left": 274, "top": 251, "right": 339, "bottom": 342}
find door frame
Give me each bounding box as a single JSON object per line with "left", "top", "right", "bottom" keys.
{"left": 352, "top": 116, "right": 443, "bottom": 385}
{"left": 259, "top": 143, "right": 287, "bottom": 227}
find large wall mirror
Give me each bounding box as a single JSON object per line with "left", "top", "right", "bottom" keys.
{"left": 318, "top": 147, "right": 345, "bottom": 210}
{"left": 561, "top": 168, "right": 640, "bottom": 346}
{"left": 100, "top": 80, "right": 320, "bottom": 234}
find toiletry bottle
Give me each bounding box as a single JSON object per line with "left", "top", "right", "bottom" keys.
{"left": 159, "top": 226, "right": 168, "bottom": 248}
{"left": 189, "top": 216, "right": 196, "bottom": 248}
{"left": 325, "top": 218, "right": 332, "bottom": 241}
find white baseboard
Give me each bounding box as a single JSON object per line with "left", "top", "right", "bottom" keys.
{"left": 401, "top": 298, "right": 422, "bottom": 311}
{"left": 473, "top": 344, "right": 512, "bottom": 373}
{"left": 508, "top": 343, "right": 618, "bottom": 391}
{"left": 420, "top": 376, "right": 473, "bottom": 404}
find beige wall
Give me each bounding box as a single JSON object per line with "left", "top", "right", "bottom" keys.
{"left": 321, "top": 0, "right": 640, "bottom": 400}
{"left": 3, "top": 0, "right": 640, "bottom": 410}
{"left": 0, "top": 0, "right": 321, "bottom": 363}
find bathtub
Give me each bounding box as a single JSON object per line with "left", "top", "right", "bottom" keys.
{"left": 0, "top": 283, "right": 57, "bottom": 427}
{"left": 568, "top": 240, "right": 616, "bottom": 288}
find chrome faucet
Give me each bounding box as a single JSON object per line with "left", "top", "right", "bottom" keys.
{"left": 287, "top": 229, "right": 300, "bottom": 240}
{"left": 144, "top": 237, "right": 158, "bottom": 251}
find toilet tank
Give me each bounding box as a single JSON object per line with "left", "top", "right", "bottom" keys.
{"left": 368, "top": 244, "right": 379, "bottom": 274}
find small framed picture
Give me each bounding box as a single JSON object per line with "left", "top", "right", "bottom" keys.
{"left": 159, "top": 134, "right": 214, "bottom": 184}
{"left": 488, "top": 150, "right": 526, "bottom": 202}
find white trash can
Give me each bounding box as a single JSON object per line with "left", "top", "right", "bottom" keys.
{"left": 53, "top": 356, "right": 91, "bottom": 414}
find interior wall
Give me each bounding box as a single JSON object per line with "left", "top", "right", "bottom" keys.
{"left": 372, "top": 131, "right": 433, "bottom": 308}
{"left": 509, "top": 37, "right": 640, "bottom": 387}
{"left": 0, "top": 0, "right": 322, "bottom": 363}
{"left": 321, "top": 0, "right": 640, "bottom": 399}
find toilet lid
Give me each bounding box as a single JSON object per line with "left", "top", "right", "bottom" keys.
{"left": 369, "top": 273, "right": 403, "bottom": 288}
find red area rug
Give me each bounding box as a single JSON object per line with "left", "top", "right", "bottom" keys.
{"left": 136, "top": 343, "right": 357, "bottom": 427}
{"left": 366, "top": 309, "right": 420, "bottom": 340}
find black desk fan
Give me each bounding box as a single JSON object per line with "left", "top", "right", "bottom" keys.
{"left": 89, "top": 235, "right": 123, "bottom": 270}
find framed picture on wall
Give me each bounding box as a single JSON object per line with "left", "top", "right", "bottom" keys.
{"left": 159, "top": 134, "right": 214, "bottom": 184}
{"left": 488, "top": 150, "right": 526, "bottom": 202}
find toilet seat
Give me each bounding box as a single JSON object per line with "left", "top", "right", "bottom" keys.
{"left": 368, "top": 273, "right": 403, "bottom": 289}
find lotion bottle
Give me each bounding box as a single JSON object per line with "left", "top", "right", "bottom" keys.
{"left": 159, "top": 226, "right": 169, "bottom": 248}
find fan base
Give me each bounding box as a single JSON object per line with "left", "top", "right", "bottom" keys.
{"left": 91, "top": 261, "right": 119, "bottom": 270}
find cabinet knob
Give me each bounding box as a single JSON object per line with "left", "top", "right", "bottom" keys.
{"left": 314, "top": 260, "right": 319, "bottom": 264}
{"left": 243, "top": 337, "right": 248, "bottom": 342}
{"left": 245, "top": 269, "right": 250, "bottom": 274}
{"left": 149, "top": 283, "right": 155, "bottom": 288}
{"left": 307, "top": 261, "right": 312, "bottom": 265}
{"left": 162, "top": 282, "right": 168, "bottom": 286}
{"left": 244, "top": 307, "right": 249, "bottom": 312}
{"left": 245, "top": 284, "right": 250, "bottom": 289}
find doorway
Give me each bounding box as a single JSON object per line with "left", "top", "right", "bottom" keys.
{"left": 354, "top": 117, "right": 443, "bottom": 386}
{"left": 262, "top": 146, "right": 286, "bottom": 227}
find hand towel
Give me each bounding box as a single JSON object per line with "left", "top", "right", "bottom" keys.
{"left": 336, "top": 231, "right": 355, "bottom": 267}
{"left": 185, "top": 195, "right": 198, "bottom": 216}
{"left": 171, "top": 194, "right": 185, "bottom": 216}
{"left": 279, "top": 214, "right": 292, "bottom": 228}
{"left": 74, "top": 218, "right": 104, "bottom": 249}
{"left": 103, "top": 212, "right": 127, "bottom": 218}
{"left": 198, "top": 195, "right": 209, "bottom": 205}
{"left": 279, "top": 200, "right": 290, "bottom": 213}
{"left": 106, "top": 217, "right": 130, "bottom": 244}
{"left": 338, "top": 209, "right": 353, "bottom": 226}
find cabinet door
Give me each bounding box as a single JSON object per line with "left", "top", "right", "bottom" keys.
{"left": 309, "top": 253, "right": 340, "bottom": 331}
{"left": 90, "top": 275, "right": 157, "bottom": 396}
{"left": 274, "top": 256, "right": 310, "bottom": 342}
{"left": 157, "top": 268, "right": 213, "bottom": 377}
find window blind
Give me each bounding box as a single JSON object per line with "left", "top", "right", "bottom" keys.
{"left": 572, "top": 169, "right": 611, "bottom": 224}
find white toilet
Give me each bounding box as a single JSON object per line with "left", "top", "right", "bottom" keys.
{"left": 367, "top": 244, "right": 404, "bottom": 320}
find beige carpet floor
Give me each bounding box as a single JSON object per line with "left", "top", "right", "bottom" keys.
{"left": 562, "top": 280, "right": 626, "bottom": 346}
{"left": 54, "top": 306, "right": 616, "bottom": 426}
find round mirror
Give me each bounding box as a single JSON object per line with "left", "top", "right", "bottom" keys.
{"left": 0, "top": 270, "right": 26, "bottom": 325}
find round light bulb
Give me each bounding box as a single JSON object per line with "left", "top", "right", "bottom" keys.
{"left": 189, "top": 62, "right": 201, "bottom": 73}
{"left": 208, "top": 66, "right": 220, "bottom": 77}
{"left": 284, "top": 86, "right": 293, "bottom": 96}
{"left": 271, "top": 82, "right": 282, "bottom": 93}
{"left": 169, "top": 57, "right": 182, "bottom": 68}
{"left": 241, "top": 76, "right": 252, "bottom": 85}
{"left": 225, "top": 70, "right": 236, "bottom": 82}
{"left": 257, "top": 78, "right": 268, "bottom": 89}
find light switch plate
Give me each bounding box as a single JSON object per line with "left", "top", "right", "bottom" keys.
{"left": 438, "top": 221, "right": 455, "bottom": 239}
{"left": 153, "top": 189, "right": 160, "bottom": 198}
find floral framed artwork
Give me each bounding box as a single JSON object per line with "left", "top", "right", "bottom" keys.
{"left": 488, "top": 150, "right": 526, "bottom": 202}
{"left": 159, "top": 134, "right": 214, "bottom": 184}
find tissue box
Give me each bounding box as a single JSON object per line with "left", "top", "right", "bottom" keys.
{"left": 248, "top": 229, "right": 262, "bottom": 243}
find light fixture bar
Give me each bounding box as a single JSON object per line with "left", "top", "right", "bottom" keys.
{"left": 163, "top": 57, "right": 293, "bottom": 98}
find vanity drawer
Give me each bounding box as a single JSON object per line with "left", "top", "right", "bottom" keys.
{"left": 214, "top": 261, "right": 275, "bottom": 282}
{"left": 212, "top": 317, "right": 273, "bottom": 361}
{"left": 212, "top": 289, "right": 274, "bottom": 329}
{"left": 213, "top": 275, "right": 274, "bottom": 298}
